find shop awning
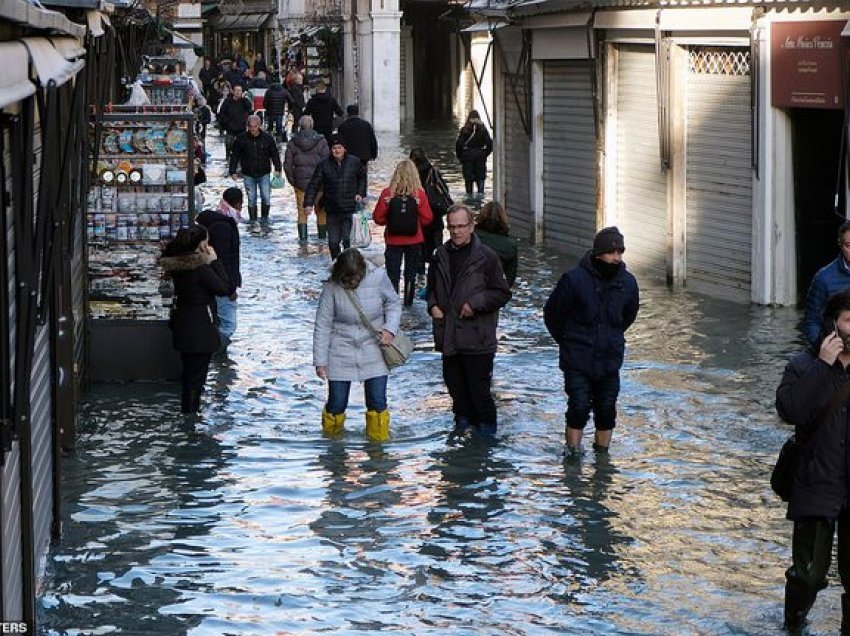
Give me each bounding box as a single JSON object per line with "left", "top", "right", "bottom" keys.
{"left": 0, "top": 41, "right": 37, "bottom": 109}
{"left": 86, "top": 9, "right": 111, "bottom": 37}
{"left": 211, "top": 12, "right": 272, "bottom": 32}
{"left": 51, "top": 36, "right": 86, "bottom": 60}
{"left": 165, "top": 28, "right": 198, "bottom": 49}
{"left": 462, "top": 20, "right": 508, "bottom": 32}
{"left": 21, "top": 37, "right": 85, "bottom": 88}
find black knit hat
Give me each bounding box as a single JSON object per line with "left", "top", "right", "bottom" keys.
{"left": 329, "top": 134, "right": 346, "bottom": 148}
{"left": 592, "top": 226, "right": 625, "bottom": 256}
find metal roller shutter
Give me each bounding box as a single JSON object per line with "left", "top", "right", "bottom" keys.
{"left": 615, "top": 46, "right": 667, "bottom": 281}
{"left": 685, "top": 47, "right": 752, "bottom": 299}
{"left": 503, "top": 72, "right": 532, "bottom": 239}
{"left": 542, "top": 60, "right": 597, "bottom": 256}
{"left": 29, "top": 317, "right": 53, "bottom": 564}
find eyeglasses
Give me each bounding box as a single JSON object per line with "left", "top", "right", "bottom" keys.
{"left": 447, "top": 222, "right": 472, "bottom": 231}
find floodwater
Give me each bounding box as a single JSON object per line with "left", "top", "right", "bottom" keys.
{"left": 38, "top": 123, "right": 820, "bottom": 635}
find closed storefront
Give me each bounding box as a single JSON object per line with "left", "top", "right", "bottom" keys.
{"left": 615, "top": 45, "right": 667, "bottom": 281}
{"left": 684, "top": 47, "right": 752, "bottom": 299}
{"left": 503, "top": 71, "right": 533, "bottom": 239}
{"left": 542, "top": 59, "right": 597, "bottom": 255}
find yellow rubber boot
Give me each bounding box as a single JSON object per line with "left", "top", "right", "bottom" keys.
{"left": 322, "top": 409, "right": 345, "bottom": 437}
{"left": 365, "top": 409, "right": 390, "bottom": 442}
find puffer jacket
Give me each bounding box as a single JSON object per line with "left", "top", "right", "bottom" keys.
{"left": 284, "top": 130, "right": 329, "bottom": 191}
{"left": 313, "top": 261, "right": 402, "bottom": 381}
{"left": 803, "top": 256, "right": 850, "bottom": 345}
{"left": 543, "top": 251, "right": 639, "bottom": 378}
{"left": 263, "top": 83, "right": 292, "bottom": 117}
{"left": 776, "top": 350, "right": 850, "bottom": 520}
{"left": 455, "top": 121, "right": 493, "bottom": 163}
{"left": 428, "top": 234, "right": 511, "bottom": 356}
{"left": 229, "top": 130, "right": 282, "bottom": 178}
{"left": 372, "top": 187, "right": 434, "bottom": 246}
{"left": 160, "top": 251, "right": 231, "bottom": 354}
{"left": 304, "top": 153, "right": 366, "bottom": 216}
{"left": 218, "top": 95, "right": 252, "bottom": 135}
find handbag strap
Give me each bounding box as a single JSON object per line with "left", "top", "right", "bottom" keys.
{"left": 344, "top": 288, "right": 379, "bottom": 337}
{"left": 805, "top": 374, "right": 850, "bottom": 442}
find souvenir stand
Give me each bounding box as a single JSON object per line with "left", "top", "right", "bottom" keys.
{"left": 86, "top": 105, "right": 195, "bottom": 380}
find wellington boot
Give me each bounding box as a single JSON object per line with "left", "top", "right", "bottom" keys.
{"left": 317, "top": 224, "right": 327, "bottom": 239}
{"left": 321, "top": 409, "right": 345, "bottom": 437}
{"left": 261, "top": 203, "right": 271, "bottom": 220}
{"left": 297, "top": 223, "right": 308, "bottom": 243}
{"left": 365, "top": 409, "right": 390, "bottom": 442}
{"left": 784, "top": 578, "right": 815, "bottom": 632}
{"left": 248, "top": 205, "right": 258, "bottom": 221}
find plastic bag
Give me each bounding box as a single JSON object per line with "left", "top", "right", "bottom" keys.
{"left": 270, "top": 174, "right": 285, "bottom": 189}
{"left": 350, "top": 202, "right": 372, "bottom": 248}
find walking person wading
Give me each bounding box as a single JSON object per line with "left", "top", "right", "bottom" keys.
{"left": 229, "top": 114, "right": 282, "bottom": 222}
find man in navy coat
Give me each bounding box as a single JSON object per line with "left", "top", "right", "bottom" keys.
{"left": 544, "top": 226, "right": 639, "bottom": 455}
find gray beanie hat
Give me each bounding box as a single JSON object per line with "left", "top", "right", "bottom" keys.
{"left": 592, "top": 226, "right": 625, "bottom": 256}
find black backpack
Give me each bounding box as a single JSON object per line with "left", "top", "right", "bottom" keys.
{"left": 387, "top": 195, "right": 419, "bottom": 236}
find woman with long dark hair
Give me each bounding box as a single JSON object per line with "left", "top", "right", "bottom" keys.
{"left": 161, "top": 225, "right": 231, "bottom": 414}
{"left": 475, "top": 201, "right": 518, "bottom": 287}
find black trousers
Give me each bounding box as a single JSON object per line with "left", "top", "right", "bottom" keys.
{"left": 384, "top": 244, "right": 421, "bottom": 292}
{"left": 785, "top": 509, "right": 850, "bottom": 628}
{"left": 442, "top": 353, "right": 496, "bottom": 424}
{"left": 181, "top": 352, "right": 212, "bottom": 395}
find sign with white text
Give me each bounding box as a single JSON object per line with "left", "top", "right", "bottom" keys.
{"left": 771, "top": 21, "right": 845, "bottom": 110}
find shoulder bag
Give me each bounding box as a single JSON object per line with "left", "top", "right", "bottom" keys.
{"left": 771, "top": 375, "right": 850, "bottom": 501}
{"left": 344, "top": 288, "right": 413, "bottom": 369}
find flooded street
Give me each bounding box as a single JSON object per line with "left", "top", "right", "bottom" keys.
{"left": 38, "top": 125, "right": 815, "bottom": 635}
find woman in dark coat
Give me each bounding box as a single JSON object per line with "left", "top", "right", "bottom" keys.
{"left": 455, "top": 110, "right": 492, "bottom": 204}
{"left": 161, "top": 226, "right": 231, "bottom": 414}
{"left": 776, "top": 289, "right": 850, "bottom": 632}
{"left": 475, "top": 201, "right": 518, "bottom": 287}
{"left": 409, "top": 147, "right": 452, "bottom": 281}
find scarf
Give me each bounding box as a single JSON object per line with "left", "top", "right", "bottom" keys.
{"left": 218, "top": 199, "right": 242, "bottom": 222}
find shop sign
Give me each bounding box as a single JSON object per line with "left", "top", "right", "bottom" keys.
{"left": 771, "top": 21, "right": 844, "bottom": 110}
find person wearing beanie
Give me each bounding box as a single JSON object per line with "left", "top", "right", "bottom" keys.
{"left": 543, "top": 226, "right": 639, "bottom": 456}
{"left": 337, "top": 103, "right": 378, "bottom": 178}
{"left": 304, "top": 133, "right": 367, "bottom": 258}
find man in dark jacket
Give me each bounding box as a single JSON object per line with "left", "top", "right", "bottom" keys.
{"left": 224, "top": 61, "right": 245, "bottom": 90}
{"left": 777, "top": 289, "right": 850, "bottom": 632}
{"left": 229, "top": 115, "right": 282, "bottom": 222}
{"left": 337, "top": 104, "right": 378, "bottom": 177}
{"left": 217, "top": 85, "right": 253, "bottom": 163}
{"left": 263, "top": 82, "right": 294, "bottom": 141}
{"left": 284, "top": 115, "right": 329, "bottom": 243}
{"left": 803, "top": 220, "right": 850, "bottom": 346}
{"left": 544, "top": 226, "right": 639, "bottom": 455}
{"left": 198, "top": 57, "right": 217, "bottom": 105}
{"left": 428, "top": 204, "right": 512, "bottom": 437}
{"left": 196, "top": 187, "right": 243, "bottom": 352}
{"left": 303, "top": 80, "right": 343, "bottom": 143}
{"left": 304, "top": 134, "right": 365, "bottom": 259}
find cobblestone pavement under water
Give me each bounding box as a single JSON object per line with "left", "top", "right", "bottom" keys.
{"left": 38, "top": 124, "right": 822, "bottom": 635}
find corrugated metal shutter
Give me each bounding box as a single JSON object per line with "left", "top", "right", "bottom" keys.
{"left": 71, "top": 211, "right": 85, "bottom": 387}
{"left": 399, "top": 29, "right": 406, "bottom": 115}
{"left": 542, "top": 60, "right": 597, "bottom": 256}
{"left": 615, "top": 46, "right": 667, "bottom": 280}
{"left": 685, "top": 47, "right": 752, "bottom": 299}
{"left": 29, "top": 317, "right": 53, "bottom": 565}
{"left": 503, "top": 72, "right": 532, "bottom": 239}
{"left": 2, "top": 126, "right": 22, "bottom": 620}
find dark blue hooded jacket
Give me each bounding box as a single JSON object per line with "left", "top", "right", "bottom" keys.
{"left": 544, "top": 251, "right": 639, "bottom": 377}
{"left": 803, "top": 256, "right": 850, "bottom": 346}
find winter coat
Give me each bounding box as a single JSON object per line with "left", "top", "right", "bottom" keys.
{"left": 289, "top": 83, "right": 306, "bottom": 110}
{"left": 476, "top": 229, "right": 518, "bottom": 288}
{"left": 263, "top": 83, "right": 292, "bottom": 116}
{"left": 416, "top": 162, "right": 451, "bottom": 233}
{"left": 337, "top": 116, "right": 378, "bottom": 163}
{"left": 543, "top": 251, "right": 640, "bottom": 378}
{"left": 225, "top": 68, "right": 246, "bottom": 89}
{"left": 229, "top": 130, "right": 282, "bottom": 178}
{"left": 218, "top": 95, "right": 253, "bottom": 135}
{"left": 455, "top": 121, "right": 493, "bottom": 163}
{"left": 313, "top": 261, "right": 402, "bottom": 381}
{"left": 161, "top": 251, "right": 231, "bottom": 354}
{"left": 372, "top": 187, "right": 434, "bottom": 246}
{"left": 196, "top": 209, "right": 241, "bottom": 292}
{"left": 776, "top": 351, "right": 850, "bottom": 520}
{"left": 198, "top": 65, "right": 216, "bottom": 90}
{"left": 284, "top": 130, "right": 329, "bottom": 191}
{"left": 304, "top": 91, "right": 343, "bottom": 136}
{"left": 428, "top": 234, "right": 512, "bottom": 356}
{"left": 304, "top": 153, "right": 366, "bottom": 216}
{"left": 803, "top": 256, "right": 850, "bottom": 345}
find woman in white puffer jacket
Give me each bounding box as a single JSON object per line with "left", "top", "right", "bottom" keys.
{"left": 313, "top": 248, "right": 401, "bottom": 441}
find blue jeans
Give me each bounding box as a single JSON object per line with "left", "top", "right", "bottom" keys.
{"left": 326, "top": 214, "right": 352, "bottom": 259}
{"left": 216, "top": 296, "right": 237, "bottom": 342}
{"left": 326, "top": 376, "right": 388, "bottom": 414}
{"left": 267, "top": 114, "right": 284, "bottom": 137}
{"left": 564, "top": 369, "right": 620, "bottom": 431}
{"left": 244, "top": 174, "right": 271, "bottom": 207}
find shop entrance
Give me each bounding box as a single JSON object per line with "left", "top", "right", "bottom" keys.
{"left": 793, "top": 108, "right": 846, "bottom": 302}
{"left": 402, "top": 2, "right": 456, "bottom": 122}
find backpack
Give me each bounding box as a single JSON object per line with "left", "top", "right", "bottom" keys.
{"left": 386, "top": 195, "right": 420, "bottom": 236}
